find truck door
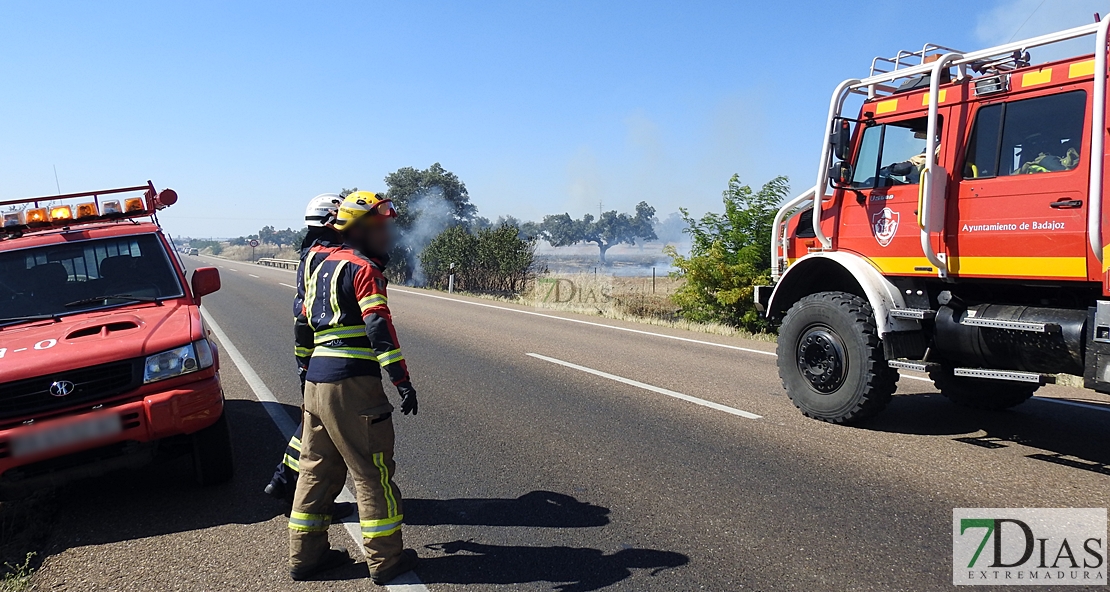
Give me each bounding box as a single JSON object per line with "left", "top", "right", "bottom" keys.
{"left": 836, "top": 113, "right": 944, "bottom": 275}
{"left": 948, "top": 90, "right": 1089, "bottom": 280}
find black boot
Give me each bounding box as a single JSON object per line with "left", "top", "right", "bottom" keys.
{"left": 370, "top": 549, "right": 419, "bottom": 585}
{"left": 290, "top": 548, "right": 352, "bottom": 581}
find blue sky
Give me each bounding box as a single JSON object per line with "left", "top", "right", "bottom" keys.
{"left": 0, "top": 0, "right": 1105, "bottom": 238}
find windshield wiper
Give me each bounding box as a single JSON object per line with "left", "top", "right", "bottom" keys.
{"left": 0, "top": 313, "right": 61, "bottom": 327}
{"left": 64, "top": 294, "right": 162, "bottom": 308}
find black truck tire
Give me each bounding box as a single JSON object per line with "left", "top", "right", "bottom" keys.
{"left": 777, "top": 291, "right": 898, "bottom": 423}
{"left": 928, "top": 365, "right": 1037, "bottom": 410}
{"left": 191, "top": 411, "right": 234, "bottom": 486}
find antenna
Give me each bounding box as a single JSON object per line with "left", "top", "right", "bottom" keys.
{"left": 53, "top": 165, "right": 61, "bottom": 195}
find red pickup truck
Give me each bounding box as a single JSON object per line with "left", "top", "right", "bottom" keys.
{"left": 0, "top": 182, "right": 232, "bottom": 498}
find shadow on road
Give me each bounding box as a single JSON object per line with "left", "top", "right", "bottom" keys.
{"left": 417, "top": 540, "right": 689, "bottom": 591}
{"left": 0, "top": 399, "right": 292, "bottom": 568}
{"left": 859, "top": 392, "right": 1110, "bottom": 475}
{"left": 404, "top": 490, "right": 610, "bottom": 527}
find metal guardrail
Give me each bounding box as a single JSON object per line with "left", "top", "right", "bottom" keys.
{"left": 256, "top": 257, "right": 299, "bottom": 270}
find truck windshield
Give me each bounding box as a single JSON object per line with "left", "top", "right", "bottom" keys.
{"left": 851, "top": 116, "right": 936, "bottom": 188}
{"left": 0, "top": 234, "right": 183, "bottom": 323}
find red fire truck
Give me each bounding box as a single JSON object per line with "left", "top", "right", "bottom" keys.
{"left": 756, "top": 21, "right": 1110, "bottom": 423}
{"left": 0, "top": 183, "right": 232, "bottom": 497}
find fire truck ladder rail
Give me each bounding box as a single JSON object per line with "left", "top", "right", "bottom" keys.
{"left": 952, "top": 368, "right": 1053, "bottom": 385}
{"left": 889, "top": 308, "right": 936, "bottom": 321}
{"left": 958, "top": 317, "right": 1060, "bottom": 333}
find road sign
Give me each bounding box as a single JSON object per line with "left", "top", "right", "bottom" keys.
{"left": 249, "top": 239, "right": 260, "bottom": 247}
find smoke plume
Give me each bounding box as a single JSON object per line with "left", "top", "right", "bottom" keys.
{"left": 400, "top": 186, "right": 455, "bottom": 285}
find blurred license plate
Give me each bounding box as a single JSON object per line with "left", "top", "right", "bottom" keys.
{"left": 11, "top": 414, "right": 122, "bottom": 458}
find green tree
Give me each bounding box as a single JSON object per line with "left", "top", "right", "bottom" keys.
{"left": 381, "top": 163, "right": 478, "bottom": 282}
{"left": 540, "top": 201, "right": 656, "bottom": 263}
{"left": 384, "top": 163, "right": 477, "bottom": 227}
{"left": 666, "top": 175, "right": 788, "bottom": 331}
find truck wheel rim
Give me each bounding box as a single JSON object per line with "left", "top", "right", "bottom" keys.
{"left": 796, "top": 325, "right": 847, "bottom": 393}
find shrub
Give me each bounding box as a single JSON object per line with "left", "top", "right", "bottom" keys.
{"left": 666, "top": 174, "right": 788, "bottom": 332}
{"left": 421, "top": 224, "right": 538, "bottom": 294}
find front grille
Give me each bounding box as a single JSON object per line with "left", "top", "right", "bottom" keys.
{"left": 0, "top": 360, "right": 141, "bottom": 420}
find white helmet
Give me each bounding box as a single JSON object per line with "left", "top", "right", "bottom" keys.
{"left": 304, "top": 193, "right": 342, "bottom": 227}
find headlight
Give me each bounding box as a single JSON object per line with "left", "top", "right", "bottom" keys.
{"left": 143, "top": 339, "right": 215, "bottom": 384}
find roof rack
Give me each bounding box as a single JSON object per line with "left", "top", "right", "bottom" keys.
{"left": 0, "top": 181, "right": 178, "bottom": 236}
{"left": 860, "top": 22, "right": 1100, "bottom": 99}
{"left": 870, "top": 43, "right": 967, "bottom": 78}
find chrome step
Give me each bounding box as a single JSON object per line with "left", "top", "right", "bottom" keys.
{"left": 890, "top": 308, "right": 936, "bottom": 320}
{"left": 953, "top": 367, "right": 1051, "bottom": 384}
{"left": 887, "top": 359, "right": 936, "bottom": 373}
{"left": 959, "top": 317, "right": 1058, "bottom": 333}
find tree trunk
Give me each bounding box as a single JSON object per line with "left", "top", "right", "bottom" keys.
{"left": 597, "top": 242, "right": 610, "bottom": 264}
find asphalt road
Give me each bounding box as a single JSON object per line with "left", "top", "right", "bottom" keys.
{"left": 24, "top": 254, "right": 1110, "bottom": 592}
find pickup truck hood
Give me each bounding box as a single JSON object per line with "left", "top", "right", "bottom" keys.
{"left": 0, "top": 302, "right": 200, "bottom": 383}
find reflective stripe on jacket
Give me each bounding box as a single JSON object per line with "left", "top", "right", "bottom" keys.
{"left": 302, "top": 246, "right": 410, "bottom": 385}
{"left": 294, "top": 239, "right": 342, "bottom": 374}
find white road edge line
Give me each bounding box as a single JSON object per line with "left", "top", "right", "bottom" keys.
{"left": 200, "top": 309, "right": 429, "bottom": 591}
{"left": 393, "top": 287, "right": 777, "bottom": 357}
{"left": 527, "top": 352, "right": 762, "bottom": 419}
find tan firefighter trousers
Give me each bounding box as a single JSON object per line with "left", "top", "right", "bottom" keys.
{"left": 288, "top": 374, "right": 404, "bottom": 575}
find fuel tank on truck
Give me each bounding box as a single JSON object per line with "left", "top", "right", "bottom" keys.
{"left": 934, "top": 304, "right": 1086, "bottom": 375}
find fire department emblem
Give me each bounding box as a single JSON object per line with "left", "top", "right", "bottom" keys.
{"left": 871, "top": 207, "right": 899, "bottom": 247}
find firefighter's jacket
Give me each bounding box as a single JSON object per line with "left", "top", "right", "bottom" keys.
{"left": 294, "top": 238, "right": 342, "bottom": 375}
{"left": 297, "top": 245, "right": 410, "bottom": 386}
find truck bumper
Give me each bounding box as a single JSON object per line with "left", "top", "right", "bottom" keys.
{"left": 0, "top": 375, "right": 224, "bottom": 498}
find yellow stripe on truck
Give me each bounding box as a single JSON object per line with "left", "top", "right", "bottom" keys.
{"left": 948, "top": 256, "right": 1086, "bottom": 278}
{"left": 866, "top": 256, "right": 1086, "bottom": 278}
{"left": 1020, "top": 68, "right": 1053, "bottom": 87}
{"left": 1069, "top": 60, "right": 1095, "bottom": 79}
{"left": 875, "top": 99, "right": 899, "bottom": 114}
{"left": 921, "top": 89, "right": 947, "bottom": 106}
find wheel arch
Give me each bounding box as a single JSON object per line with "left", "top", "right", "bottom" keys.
{"left": 767, "top": 252, "right": 919, "bottom": 335}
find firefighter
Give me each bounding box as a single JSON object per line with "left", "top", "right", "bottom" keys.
{"left": 287, "top": 191, "right": 420, "bottom": 584}
{"left": 264, "top": 194, "right": 354, "bottom": 523}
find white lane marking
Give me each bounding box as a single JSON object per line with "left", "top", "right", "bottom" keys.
{"left": 1033, "top": 397, "right": 1110, "bottom": 414}
{"left": 200, "top": 309, "right": 430, "bottom": 591}
{"left": 394, "top": 288, "right": 777, "bottom": 357}
{"left": 228, "top": 268, "right": 238, "bottom": 272}
{"left": 527, "top": 352, "right": 763, "bottom": 419}
{"left": 279, "top": 283, "right": 297, "bottom": 290}
{"left": 900, "top": 374, "right": 932, "bottom": 383}
{"left": 392, "top": 291, "right": 943, "bottom": 386}
{"left": 249, "top": 274, "right": 260, "bottom": 278}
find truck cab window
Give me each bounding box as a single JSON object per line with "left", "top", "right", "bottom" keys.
{"left": 963, "top": 91, "right": 1085, "bottom": 179}
{"left": 851, "top": 116, "right": 934, "bottom": 189}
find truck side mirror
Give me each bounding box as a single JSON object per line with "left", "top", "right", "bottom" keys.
{"left": 191, "top": 267, "right": 221, "bottom": 303}
{"left": 828, "top": 161, "right": 854, "bottom": 188}
{"left": 831, "top": 119, "right": 852, "bottom": 160}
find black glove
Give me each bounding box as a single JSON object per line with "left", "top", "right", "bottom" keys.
{"left": 397, "top": 381, "right": 418, "bottom": 415}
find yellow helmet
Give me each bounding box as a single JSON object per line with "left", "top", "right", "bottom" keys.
{"left": 333, "top": 191, "right": 397, "bottom": 232}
